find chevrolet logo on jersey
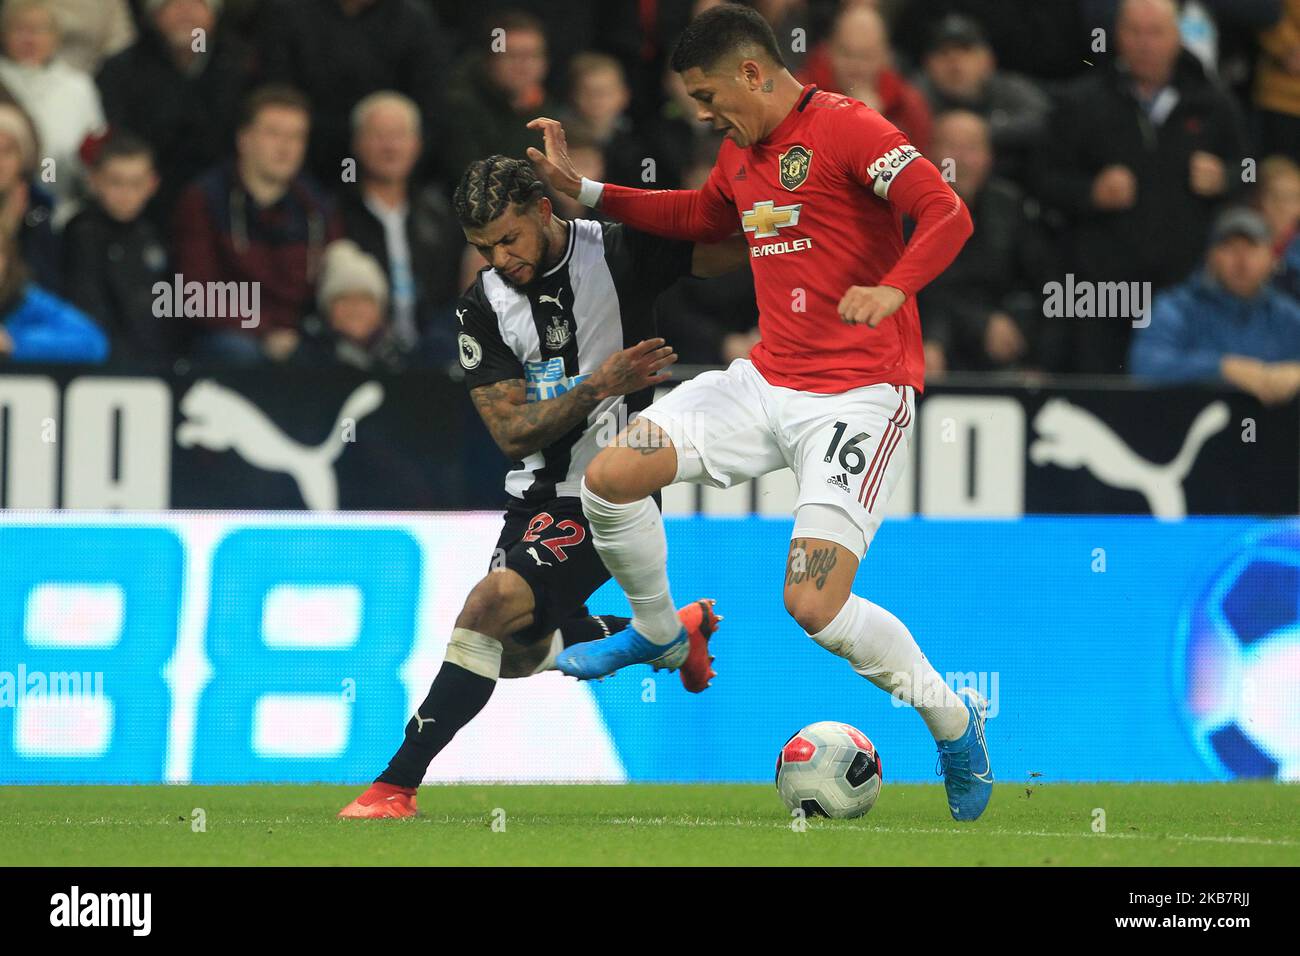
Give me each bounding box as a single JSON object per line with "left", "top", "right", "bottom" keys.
{"left": 742, "top": 200, "right": 802, "bottom": 239}
{"left": 525, "top": 356, "right": 589, "bottom": 402}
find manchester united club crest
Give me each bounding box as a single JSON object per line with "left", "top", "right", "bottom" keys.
{"left": 778, "top": 145, "right": 813, "bottom": 190}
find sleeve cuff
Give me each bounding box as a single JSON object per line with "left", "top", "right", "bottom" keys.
{"left": 578, "top": 177, "right": 605, "bottom": 208}
{"left": 878, "top": 278, "right": 913, "bottom": 301}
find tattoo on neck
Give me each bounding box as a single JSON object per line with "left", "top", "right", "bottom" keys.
{"left": 762, "top": 78, "right": 774, "bottom": 92}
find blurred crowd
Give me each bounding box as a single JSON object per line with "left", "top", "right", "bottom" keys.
{"left": 0, "top": 0, "right": 1297, "bottom": 403}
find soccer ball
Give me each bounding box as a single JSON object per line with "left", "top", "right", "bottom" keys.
{"left": 1177, "top": 522, "right": 1300, "bottom": 780}
{"left": 775, "top": 721, "right": 883, "bottom": 819}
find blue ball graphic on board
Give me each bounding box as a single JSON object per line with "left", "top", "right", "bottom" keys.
{"left": 1175, "top": 522, "right": 1300, "bottom": 780}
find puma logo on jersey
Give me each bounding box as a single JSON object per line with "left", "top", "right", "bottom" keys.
{"left": 527, "top": 546, "right": 553, "bottom": 567}
{"left": 414, "top": 714, "right": 436, "bottom": 733}
{"left": 456, "top": 308, "right": 467, "bottom": 325}
{"left": 538, "top": 289, "right": 563, "bottom": 307}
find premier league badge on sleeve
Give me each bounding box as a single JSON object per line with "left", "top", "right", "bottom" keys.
{"left": 458, "top": 332, "right": 483, "bottom": 370}
{"left": 779, "top": 145, "right": 813, "bottom": 191}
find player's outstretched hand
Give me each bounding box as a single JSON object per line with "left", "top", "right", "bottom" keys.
{"left": 590, "top": 338, "right": 678, "bottom": 399}
{"left": 526, "top": 117, "right": 582, "bottom": 200}
{"left": 838, "top": 285, "right": 907, "bottom": 328}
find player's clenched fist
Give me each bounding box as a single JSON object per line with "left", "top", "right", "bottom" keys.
{"left": 838, "top": 285, "right": 906, "bottom": 327}
{"left": 526, "top": 117, "right": 583, "bottom": 200}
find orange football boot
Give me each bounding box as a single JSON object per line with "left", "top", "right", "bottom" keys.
{"left": 677, "top": 598, "right": 722, "bottom": 693}
{"left": 338, "top": 782, "right": 418, "bottom": 819}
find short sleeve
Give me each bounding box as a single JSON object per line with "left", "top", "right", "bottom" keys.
{"left": 455, "top": 285, "right": 524, "bottom": 389}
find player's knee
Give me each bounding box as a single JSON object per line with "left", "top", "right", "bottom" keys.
{"left": 457, "top": 572, "right": 522, "bottom": 636}
{"left": 783, "top": 587, "right": 841, "bottom": 636}
{"left": 584, "top": 449, "right": 639, "bottom": 503}
{"left": 582, "top": 453, "right": 616, "bottom": 501}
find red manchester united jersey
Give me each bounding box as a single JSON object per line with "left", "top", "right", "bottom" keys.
{"left": 599, "top": 86, "right": 972, "bottom": 394}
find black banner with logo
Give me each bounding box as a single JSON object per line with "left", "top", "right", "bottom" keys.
{"left": 0, "top": 365, "right": 479, "bottom": 511}
{"left": 911, "top": 381, "right": 1297, "bottom": 518}
{"left": 0, "top": 366, "right": 1293, "bottom": 516}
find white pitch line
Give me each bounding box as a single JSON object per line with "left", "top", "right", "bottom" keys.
{"left": 2, "top": 816, "right": 1295, "bottom": 850}
{"left": 601, "top": 817, "right": 1300, "bottom": 848}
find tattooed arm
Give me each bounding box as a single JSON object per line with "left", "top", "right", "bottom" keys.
{"left": 470, "top": 377, "right": 604, "bottom": 461}
{"left": 470, "top": 337, "right": 678, "bottom": 460}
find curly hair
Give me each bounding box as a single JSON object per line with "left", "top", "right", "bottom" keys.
{"left": 453, "top": 155, "right": 546, "bottom": 229}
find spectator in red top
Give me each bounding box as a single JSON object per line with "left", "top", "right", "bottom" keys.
{"left": 172, "top": 85, "right": 342, "bottom": 366}
{"left": 799, "top": 2, "right": 931, "bottom": 152}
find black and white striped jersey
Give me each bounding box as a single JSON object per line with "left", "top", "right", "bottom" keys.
{"left": 456, "top": 218, "right": 693, "bottom": 503}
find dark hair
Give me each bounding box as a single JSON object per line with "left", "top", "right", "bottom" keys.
{"left": 484, "top": 9, "right": 546, "bottom": 44}
{"left": 453, "top": 155, "right": 545, "bottom": 228}
{"left": 238, "top": 84, "right": 311, "bottom": 131}
{"left": 89, "top": 130, "right": 154, "bottom": 170}
{"left": 669, "top": 2, "right": 785, "bottom": 74}
{"left": 0, "top": 231, "right": 29, "bottom": 316}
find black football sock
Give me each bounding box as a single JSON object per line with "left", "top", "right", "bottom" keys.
{"left": 376, "top": 662, "right": 495, "bottom": 788}
{"left": 561, "top": 614, "right": 631, "bottom": 647}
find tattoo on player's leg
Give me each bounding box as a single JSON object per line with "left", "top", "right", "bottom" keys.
{"left": 807, "top": 548, "right": 837, "bottom": 590}
{"left": 626, "top": 419, "right": 668, "bottom": 456}
{"left": 786, "top": 538, "right": 837, "bottom": 590}
{"left": 786, "top": 539, "right": 807, "bottom": 585}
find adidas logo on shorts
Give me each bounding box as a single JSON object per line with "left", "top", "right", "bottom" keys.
{"left": 826, "top": 472, "right": 851, "bottom": 493}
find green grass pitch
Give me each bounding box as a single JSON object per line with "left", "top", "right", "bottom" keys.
{"left": 1, "top": 782, "right": 1296, "bottom": 866}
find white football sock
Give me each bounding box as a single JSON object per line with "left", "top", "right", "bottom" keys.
{"left": 810, "top": 593, "right": 969, "bottom": 742}
{"left": 444, "top": 627, "right": 503, "bottom": 680}
{"left": 580, "top": 476, "right": 681, "bottom": 644}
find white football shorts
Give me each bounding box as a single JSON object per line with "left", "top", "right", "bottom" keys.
{"left": 636, "top": 358, "right": 914, "bottom": 560}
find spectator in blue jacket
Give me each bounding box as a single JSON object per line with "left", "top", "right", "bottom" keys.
{"left": 1131, "top": 206, "right": 1300, "bottom": 404}
{"left": 0, "top": 234, "right": 107, "bottom": 363}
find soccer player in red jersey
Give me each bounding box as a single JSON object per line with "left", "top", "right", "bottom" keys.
{"left": 529, "top": 4, "right": 993, "bottom": 820}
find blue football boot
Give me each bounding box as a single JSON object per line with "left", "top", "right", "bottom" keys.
{"left": 556, "top": 624, "right": 688, "bottom": 680}
{"left": 935, "top": 687, "right": 994, "bottom": 821}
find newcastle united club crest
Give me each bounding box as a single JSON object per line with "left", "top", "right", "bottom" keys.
{"left": 779, "top": 145, "right": 812, "bottom": 190}
{"left": 543, "top": 314, "right": 572, "bottom": 351}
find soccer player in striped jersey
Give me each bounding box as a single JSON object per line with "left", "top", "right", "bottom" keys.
{"left": 339, "top": 155, "right": 734, "bottom": 819}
